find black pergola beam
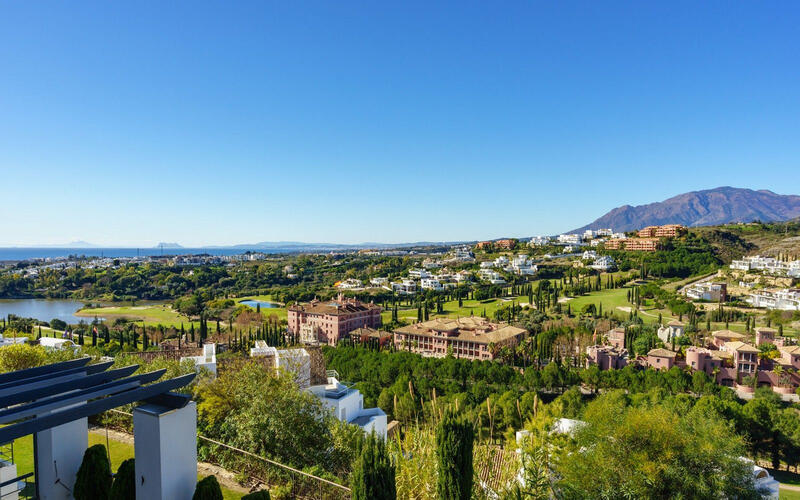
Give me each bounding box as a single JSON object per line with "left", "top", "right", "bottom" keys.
{"left": 0, "top": 361, "right": 113, "bottom": 398}
{"left": 0, "top": 369, "right": 167, "bottom": 424}
{"left": 0, "top": 357, "right": 90, "bottom": 385}
{"left": 0, "top": 373, "right": 196, "bottom": 443}
{"left": 0, "top": 364, "right": 139, "bottom": 408}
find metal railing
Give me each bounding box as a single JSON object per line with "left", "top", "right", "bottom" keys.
{"left": 105, "top": 409, "right": 351, "bottom": 500}
{"left": 0, "top": 472, "right": 35, "bottom": 500}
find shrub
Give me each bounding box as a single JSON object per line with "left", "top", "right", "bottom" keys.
{"left": 109, "top": 458, "right": 135, "bottom": 500}
{"left": 192, "top": 476, "right": 224, "bottom": 500}
{"left": 241, "top": 491, "right": 271, "bottom": 500}
{"left": 74, "top": 444, "right": 112, "bottom": 500}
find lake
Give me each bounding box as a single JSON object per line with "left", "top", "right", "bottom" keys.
{"left": 0, "top": 299, "right": 93, "bottom": 324}
{"left": 238, "top": 299, "right": 281, "bottom": 309}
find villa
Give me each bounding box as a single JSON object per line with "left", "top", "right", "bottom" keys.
{"left": 288, "top": 295, "right": 382, "bottom": 345}
{"left": 394, "top": 317, "right": 526, "bottom": 361}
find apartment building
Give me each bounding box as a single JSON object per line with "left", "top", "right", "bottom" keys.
{"left": 393, "top": 317, "right": 526, "bottom": 361}
{"left": 683, "top": 282, "right": 727, "bottom": 302}
{"left": 288, "top": 295, "right": 382, "bottom": 345}
{"left": 605, "top": 238, "right": 660, "bottom": 251}
{"left": 747, "top": 289, "right": 800, "bottom": 311}
{"left": 637, "top": 224, "right": 686, "bottom": 238}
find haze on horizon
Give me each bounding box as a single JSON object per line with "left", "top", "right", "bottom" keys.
{"left": 1, "top": 2, "right": 799, "bottom": 247}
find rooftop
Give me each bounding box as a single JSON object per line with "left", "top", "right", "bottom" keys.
{"left": 647, "top": 348, "right": 677, "bottom": 358}
{"left": 395, "top": 317, "right": 526, "bottom": 344}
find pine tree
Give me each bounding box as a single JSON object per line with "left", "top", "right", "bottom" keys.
{"left": 109, "top": 458, "right": 135, "bottom": 500}
{"left": 436, "top": 411, "right": 474, "bottom": 500}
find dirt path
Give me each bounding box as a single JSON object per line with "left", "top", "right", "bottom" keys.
{"left": 89, "top": 426, "right": 251, "bottom": 495}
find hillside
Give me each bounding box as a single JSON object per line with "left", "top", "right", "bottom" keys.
{"left": 573, "top": 187, "right": 800, "bottom": 233}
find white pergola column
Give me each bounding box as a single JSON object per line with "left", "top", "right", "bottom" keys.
{"left": 34, "top": 417, "right": 88, "bottom": 500}
{"left": 133, "top": 401, "right": 197, "bottom": 500}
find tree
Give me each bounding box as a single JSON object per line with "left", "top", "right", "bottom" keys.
{"left": 0, "top": 344, "right": 47, "bottom": 373}
{"left": 351, "top": 432, "right": 396, "bottom": 500}
{"left": 436, "top": 411, "right": 474, "bottom": 500}
{"left": 192, "top": 476, "right": 223, "bottom": 500}
{"left": 74, "top": 444, "right": 112, "bottom": 500}
{"left": 109, "top": 458, "right": 136, "bottom": 500}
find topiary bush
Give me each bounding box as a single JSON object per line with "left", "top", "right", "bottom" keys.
{"left": 74, "top": 444, "right": 112, "bottom": 500}
{"left": 192, "top": 475, "right": 224, "bottom": 500}
{"left": 241, "top": 491, "right": 271, "bottom": 500}
{"left": 109, "top": 458, "right": 136, "bottom": 500}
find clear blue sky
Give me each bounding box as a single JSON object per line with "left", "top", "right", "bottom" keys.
{"left": 1, "top": 2, "right": 799, "bottom": 246}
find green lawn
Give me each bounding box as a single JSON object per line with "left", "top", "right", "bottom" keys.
{"left": 76, "top": 304, "right": 195, "bottom": 327}
{"left": 382, "top": 295, "right": 532, "bottom": 324}
{"left": 6, "top": 431, "right": 243, "bottom": 499}
{"left": 236, "top": 295, "right": 288, "bottom": 321}
{"left": 780, "top": 489, "right": 800, "bottom": 500}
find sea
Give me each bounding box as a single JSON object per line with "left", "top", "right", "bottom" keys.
{"left": 0, "top": 247, "right": 286, "bottom": 262}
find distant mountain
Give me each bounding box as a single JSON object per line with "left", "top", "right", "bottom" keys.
{"left": 572, "top": 187, "right": 800, "bottom": 233}
{"left": 155, "top": 242, "right": 183, "bottom": 249}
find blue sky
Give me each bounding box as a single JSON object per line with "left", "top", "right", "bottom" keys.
{"left": 1, "top": 2, "right": 799, "bottom": 246}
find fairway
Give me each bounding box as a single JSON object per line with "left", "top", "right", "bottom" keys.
{"left": 76, "top": 304, "right": 194, "bottom": 327}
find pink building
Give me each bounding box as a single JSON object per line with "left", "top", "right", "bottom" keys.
{"left": 646, "top": 348, "right": 677, "bottom": 370}
{"left": 586, "top": 345, "right": 627, "bottom": 370}
{"left": 685, "top": 346, "right": 722, "bottom": 376}
{"left": 393, "top": 317, "right": 525, "bottom": 361}
{"left": 779, "top": 345, "right": 800, "bottom": 370}
{"left": 722, "top": 341, "right": 759, "bottom": 375}
{"left": 711, "top": 329, "right": 746, "bottom": 349}
{"left": 287, "top": 295, "right": 382, "bottom": 345}
{"left": 606, "top": 327, "right": 625, "bottom": 350}
{"left": 755, "top": 327, "right": 777, "bottom": 347}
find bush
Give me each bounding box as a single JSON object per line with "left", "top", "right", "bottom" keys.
{"left": 109, "top": 458, "right": 135, "bottom": 500}
{"left": 74, "top": 444, "right": 112, "bottom": 500}
{"left": 192, "top": 476, "right": 224, "bottom": 500}
{"left": 241, "top": 491, "right": 271, "bottom": 500}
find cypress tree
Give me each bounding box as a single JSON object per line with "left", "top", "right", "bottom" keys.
{"left": 351, "top": 432, "right": 396, "bottom": 500}
{"left": 436, "top": 411, "right": 474, "bottom": 500}
{"left": 109, "top": 458, "right": 136, "bottom": 500}
{"left": 74, "top": 444, "right": 112, "bottom": 500}
{"left": 192, "top": 476, "right": 223, "bottom": 500}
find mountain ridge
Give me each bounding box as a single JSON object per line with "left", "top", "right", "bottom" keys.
{"left": 571, "top": 187, "right": 800, "bottom": 233}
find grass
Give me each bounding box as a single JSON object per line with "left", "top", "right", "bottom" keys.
{"left": 76, "top": 304, "right": 195, "bottom": 327}
{"left": 236, "top": 295, "right": 288, "bottom": 321}
{"left": 382, "top": 294, "right": 532, "bottom": 324}
{"left": 781, "top": 489, "right": 800, "bottom": 500}
{"left": 6, "top": 431, "right": 243, "bottom": 499}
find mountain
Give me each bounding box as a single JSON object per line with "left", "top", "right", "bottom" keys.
{"left": 155, "top": 242, "right": 183, "bottom": 249}
{"left": 572, "top": 187, "right": 800, "bottom": 233}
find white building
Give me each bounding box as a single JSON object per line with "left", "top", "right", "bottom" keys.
{"left": 493, "top": 256, "right": 510, "bottom": 267}
{"left": 454, "top": 270, "right": 473, "bottom": 283}
{"left": 590, "top": 255, "right": 616, "bottom": 271}
{"left": 408, "top": 269, "right": 431, "bottom": 279}
{"left": 582, "top": 250, "right": 598, "bottom": 260}
{"left": 528, "top": 236, "right": 552, "bottom": 247}
{"left": 729, "top": 256, "right": 800, "bottom": 277}
{"left": 392, "top": 279, "right": 417, "bottom": 295}
{"left": 181, "top": 343, "right": 217, "bottom": 376}
{"left": 480, "top": 269, "right": 506, "bottom": 284}
{"left": 250, "top": 342, "right": 311, "bottom": 388}
{"left": 747, "top": 289, "right": 800, "bottom": 311}
{"left": 421, "top": 278, "right": 444, "bottom": 291}
{"left": 0, "top": 334, "right": 28, "bottom": 348}
{"left": 557, "top": 234, "right": 582, "bottom": 245}
{"left": 336, "top": 278, "right": 363, "bottom": 290}
{"left": 307, "top": 375, "right": 387, "bottom": 439}
{"left": 657, "top": 321, "right": 685, "bottom": 344}
{"left": 370, "top": 277, "right": 389, "bottom": 287}
{"left": 38, "top": 337, "right": 77, "bottom": 352}
{"left": 510, "top": 254, "right": 537, "bottom": 275}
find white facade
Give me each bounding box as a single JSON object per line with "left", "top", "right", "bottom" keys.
{"left": 590, "top": 255, "right": 616, "bottom": 271}
{"left": 582, "top": 250, "right": 598, "bottom": 260}
{"left": 181, "top": 343, "right": 217, "bottom": 376}
{"left": 370, "top": 277, "right": 389, "bottom": 286}
{"left": 336, "top": 278, "right": 363, "bottom": 290}
{"left": 657, "top": 322, "right": 685, "bottom": 344}
{"left": 392, "top": 279, "right": 417, "bottom": 295}
{"left": 421, "top": 278, "right": 444, "bottom": 291}
{"left": 730, "top": 255, "right": 800, "bottom": 277}
{"left": 0, "top": 334, "right": 28, "bottom": 348}
{"left": 307, "top": 377, "right": 387, "bottom": 439}
{"left": 557, "top": 234, "right": 582, "bottom": 245}
{"left": 528, "top": 236, "right": 552, "bottom": 247}
{"left": 747, "top": 289, "right": 800, "bottom": 311}
{"left": 408, "top": 269, "right": 431, "bottom": 279}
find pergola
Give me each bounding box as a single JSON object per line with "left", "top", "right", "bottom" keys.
{"left": 0, "top": 357, "right": 197, "bottom": 500}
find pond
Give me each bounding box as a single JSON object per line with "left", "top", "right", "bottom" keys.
{"left": 0, "top": 299, "right": 93, "bottom": 324}
{"left": 238, "top": 299, "right": 281, "bottom": 309}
